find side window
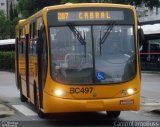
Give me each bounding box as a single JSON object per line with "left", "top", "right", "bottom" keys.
{"left": 29, "top": 24, "right": 33, "bottom": 54}
{"left": 19, "top": 42, "right": 23, "bottom": 53}
{"left": 29, "top": 22, "right": 37, "bottom": 54}
{"left": 19, "top": 29, "right": 24, "bottom": 54}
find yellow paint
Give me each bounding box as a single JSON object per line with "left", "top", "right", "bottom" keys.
{"left": 79, "top": 12, "right": 83, "bottom": 19}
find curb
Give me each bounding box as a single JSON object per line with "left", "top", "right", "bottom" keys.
{"left": 141, "top": 71, "right": 160, "bottom": 74}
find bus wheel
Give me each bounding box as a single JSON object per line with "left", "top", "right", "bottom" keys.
{"left": 106, "top": 111, "right": 121, "bottom": 118}
{"left": 19, "top": 76, "right": 27, "bottom": 102}
{"left": 35, "top": 89, "right": 46, "bottom": 118}
{"left": 37, "top": 108, "right": 46, "bottom": 118}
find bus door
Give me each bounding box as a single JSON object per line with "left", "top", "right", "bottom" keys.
{"left": 28, "top": 22, "right": 37, "bottom": 103}
{"left": 37, "top": 24, "right": 48, "bottom": 108}
{"left": 15, "top": 37, "right": 19, "bottom": 88}
{"left": 18, "top": 28, "right": 28, "bottom": 98}
{"left": 25, "top": 34, "right": 29, "bottom": 98}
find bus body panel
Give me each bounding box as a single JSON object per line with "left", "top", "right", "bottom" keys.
{"left": 43, "top": 91, "right": 140, "bottom": 113}
{"left": 44, "top": 74, "right": 140, "bottom": 99}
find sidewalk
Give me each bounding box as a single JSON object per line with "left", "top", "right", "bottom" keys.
{"left": 0, "top": 100, "right": 14, "bottom": 118}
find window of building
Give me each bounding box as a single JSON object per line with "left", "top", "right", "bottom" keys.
{"left": 1, "top": 3, "right": 5, "bottom": 6}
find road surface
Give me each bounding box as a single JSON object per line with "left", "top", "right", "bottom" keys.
{"left": 0, "top": 71, "right": 160, "bottom": 127}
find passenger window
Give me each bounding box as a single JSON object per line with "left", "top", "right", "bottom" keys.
{"left": 19, "top": 29, "right": 24, "bottom": 54}
{"left": 29, "top": 22, "right": 37, "bottom": 54}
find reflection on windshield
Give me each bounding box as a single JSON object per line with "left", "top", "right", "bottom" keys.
{"left": 94, "top": 25, "right": 136, "bottom": 83}
{"left": 50, "top": 25, "right": 136, "bottom": 84}
{"left": 50, "top": 26, "right": 93, "bottom": 84}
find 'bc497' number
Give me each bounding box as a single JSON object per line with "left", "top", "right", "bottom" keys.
{"left": 70, "top": 87, "right": 93, "bottom": 94}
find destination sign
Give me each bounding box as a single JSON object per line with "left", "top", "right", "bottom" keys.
{"left": 57, "top": 11, "right": 124, "bottom": 21}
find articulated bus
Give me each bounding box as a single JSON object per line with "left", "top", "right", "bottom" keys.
{"left": 15, "top": 3, "right": 142, "bottom": 118}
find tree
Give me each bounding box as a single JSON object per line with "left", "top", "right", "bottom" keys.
{"left": 144, "top": 0, "right": 159, "bottom": 15}
{"left": 10, "top": 2, "right": 14, "bottom": 21}
{"left": 61, "top": 0, "right": 91, "bottom": 4}
{"left": 17, "top": 0, "right": 61, "bottom": 18}
{"left": 0, "top": 11, "right": 9, "bottom": 39}
{"left": 109, "top": 0, "right": 127, "bottom": 4}
{"left": 61, "top": 0, "right": 112, "bottom": 3}
{"left": 33, "top": 0, "right": 60, "bottom": 10}
{"left": 0, "top": 11, "right": 16, "bottom": 39}
{"left": 128, "top": 0, "right": 143, "bottom": 7}
{"left": 13, "top": 7, "right": 18, "bottom": 18}
{"left": 17, "top": 0, "right": 34, "bottom": 18}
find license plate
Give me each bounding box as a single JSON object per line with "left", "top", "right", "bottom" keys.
{"left": 69, "top": 87, "right": 93, "bottom": 94}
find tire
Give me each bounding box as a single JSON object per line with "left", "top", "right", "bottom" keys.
{"left": 37, "top": 107, "right": 46, "bottom": 118}
{"left": 106, "top": 111, "right": 121, "bottom": 118}
{"left": 19, "top": 76, "right": 28, "bottom": 102}
{"left": 34, "top": 86, "right": 46, "bottom": 118}
{"left": 34, "top": 83, "right": 37, "bottom": 106}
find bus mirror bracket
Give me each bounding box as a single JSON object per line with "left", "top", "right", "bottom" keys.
{"left": 138, "top": 28, "right": 145, "bottom": 52}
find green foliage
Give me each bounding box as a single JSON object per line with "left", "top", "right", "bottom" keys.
{"left": 61, "top": 0, "right": 128, "bottom": 4}
{"left": 33, "top": 0, "right": 60, "bottom": 10}
{"left": 109, "top": 0, "right": 128, "bottom": 4}
{"left": 0, "top": 52, "right": 15, "bottom": 71}
{"left": 0, "top": 10, "right": 18, "bottom": 39}
{"left": 0, "top": 11, "right": 10, "bottom": 39}
{"left": 17, "top": 0, "right": 61, "bottom": 18}
{"left": 10, "top": 2, "right": 14, "bottom": 21}
{"left": 61, "top": 0, "right": 84, "bottom": 3}
{"left": 17, "top": 0, "right": 35, "bottom": 18}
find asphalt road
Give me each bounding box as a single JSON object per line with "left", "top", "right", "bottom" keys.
{"left": 0, "top": 71, "right": 160, "bottom": 127}
{"left": 141, "top": 72, "right": 160, "bottom": 99}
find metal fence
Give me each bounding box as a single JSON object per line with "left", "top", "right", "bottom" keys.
{"left": 140, "top": 53, "right": 160, "bottom": 71}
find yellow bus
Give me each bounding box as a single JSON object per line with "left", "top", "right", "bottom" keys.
{"left": 15, "top": 3, "right": 143, "bottom": 118}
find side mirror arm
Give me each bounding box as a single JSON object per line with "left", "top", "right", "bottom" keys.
{"left": 138, "top": 28, "right": 145, "bottom": 52}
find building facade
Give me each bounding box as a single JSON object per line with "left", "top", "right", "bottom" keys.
{"left": 137, "top": 1, "right": 160, "bottom": 23}
{"left": 7, "top": 0, "right": 18, "bottom": 18}
{"left": 0, "top": 0, "right": 7, "bottom": 14}
{"left": 0, "top": 0, "right": 18, "bottom": 17}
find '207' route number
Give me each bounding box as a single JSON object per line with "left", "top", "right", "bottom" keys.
{"left": 70, "top": 87, "right": 93, "bottom": 94}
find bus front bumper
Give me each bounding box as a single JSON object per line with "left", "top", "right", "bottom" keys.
{"left": 43, "top": 92, "right": 140, "bottom": 113}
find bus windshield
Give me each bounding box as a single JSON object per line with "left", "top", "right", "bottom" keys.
{"left": 50, "top": 25, "right": 136, "bottom": 84}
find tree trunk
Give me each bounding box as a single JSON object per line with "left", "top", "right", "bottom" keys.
{"left": 156, "top": 6, "right": 158, "bottom": 15}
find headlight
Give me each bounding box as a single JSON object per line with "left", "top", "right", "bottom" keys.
{"left": 54, "top": 89, "right": 63, "bottom": 97}
{"left": 127, "top": 88, "right": 134, "bottom": 95}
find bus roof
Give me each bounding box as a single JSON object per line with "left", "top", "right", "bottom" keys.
{"left": 0, "top": 39, "right": 15, "bottom": 46}
{"left": 16, "top": 3, "right": 135, "bottom": 29}
{"left": 46, "top": 3, "right": 134, "bottom": 11}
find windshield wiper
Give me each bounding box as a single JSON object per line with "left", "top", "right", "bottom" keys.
{"left": 67, "top": 22, "right": 87, "bottom": 57}
{"left": 99, "top": 22, "right": 115, "bottom": 55}
{"left": 67, "top": 23, "right": 86, "bottom": 45}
